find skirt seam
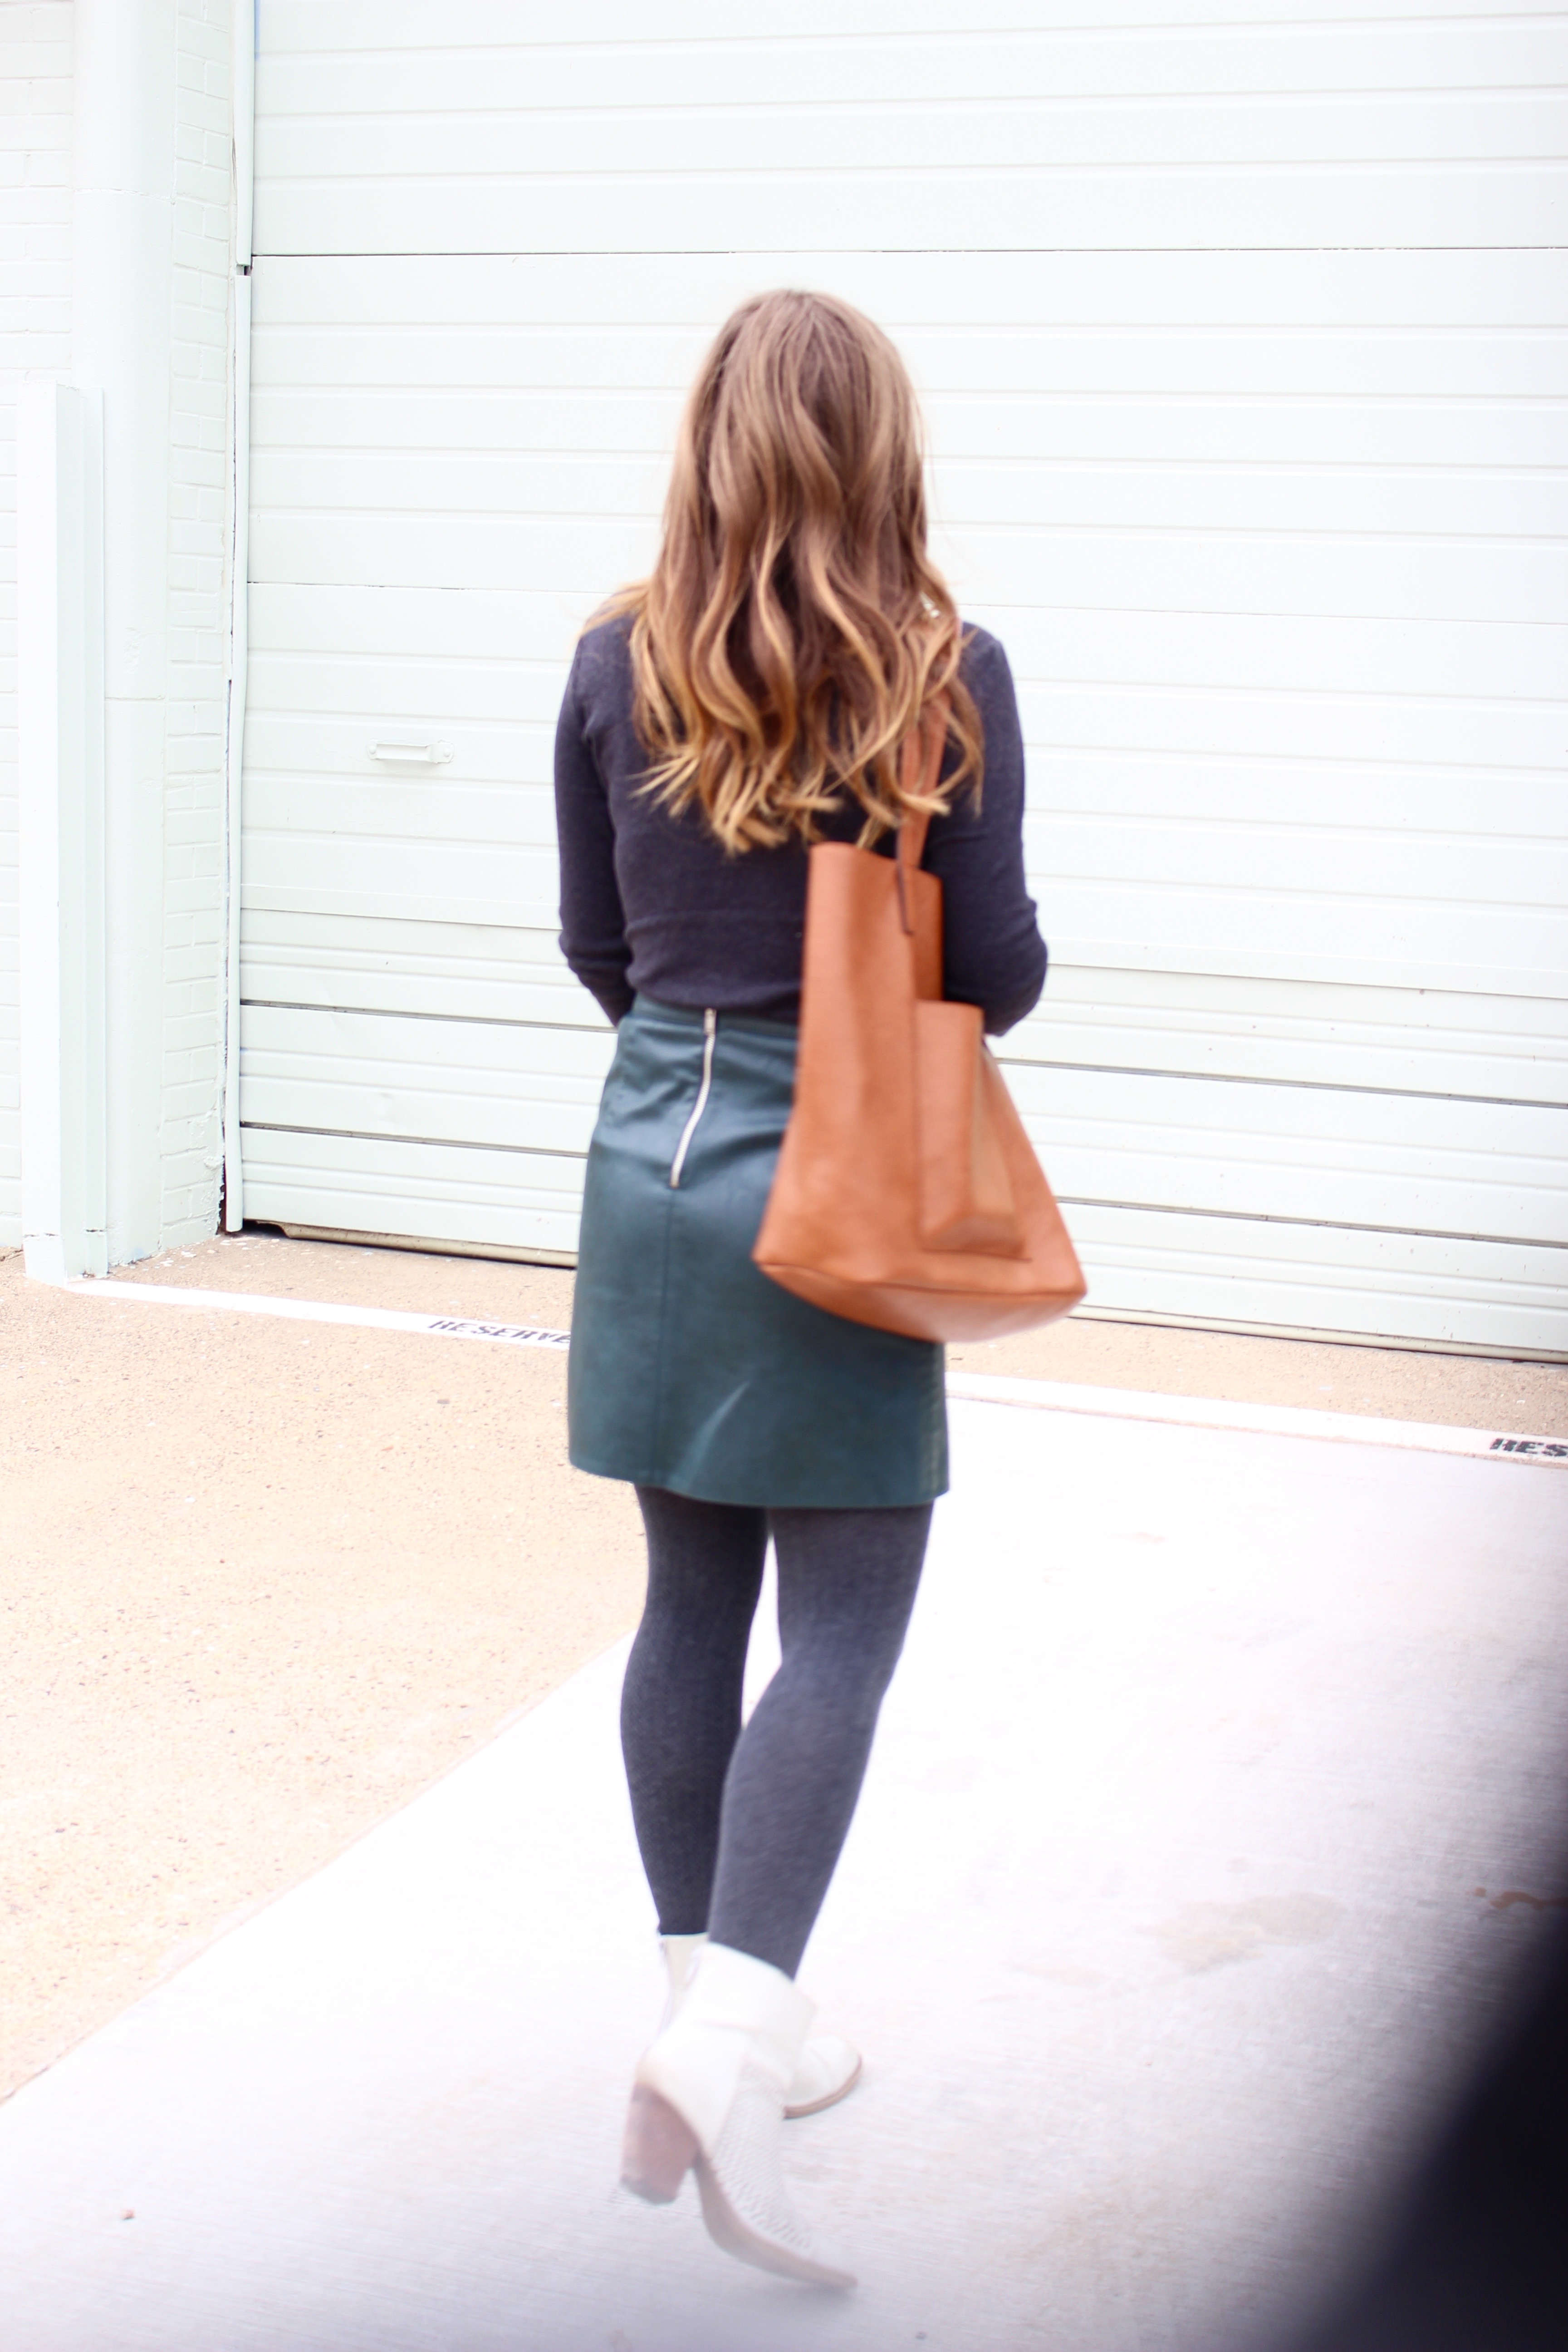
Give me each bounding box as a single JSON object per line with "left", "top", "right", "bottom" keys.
{"left": 647, "top": 1024, "right": 687, "bottom": 1484}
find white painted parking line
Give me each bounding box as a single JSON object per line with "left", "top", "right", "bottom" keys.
{"left": 64, "top": 1279, "right": 569, "bottom": 1351}
{"left": 64, "top": 1278, "right": 1564, "bottom": 1463}
{"left": 945, "top": 1372, "right": 1568, "bottom": 1465}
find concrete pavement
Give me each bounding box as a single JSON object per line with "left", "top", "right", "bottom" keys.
{"left": 1, "top": 1391, "right": 1563, "bottom": 2351}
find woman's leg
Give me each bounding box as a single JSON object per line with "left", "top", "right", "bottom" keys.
{"left": 706, "top": 1501, "right": 932, "bottom": 1978}
{"left": 623, "top": 1500, "right": 929, "bottom": 2286}
{"left": 622, "top": 1485, "right": 769, "bottom": 1935}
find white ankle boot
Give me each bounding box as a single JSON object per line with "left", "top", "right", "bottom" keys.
{"left": 622, "top": 1940, "right": 856, "bottom": 2290}
{"left": 659, "top": 1934, "right": 862, "bottom": 2119}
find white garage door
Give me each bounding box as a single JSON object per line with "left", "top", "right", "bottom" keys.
{"left": 239, "top": 1, "right": 1568, "bottom": 1354}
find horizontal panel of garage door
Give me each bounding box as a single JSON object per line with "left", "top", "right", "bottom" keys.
{"left": 1014, "top": 969, "right": 1568, "bottom": 1104}
{"left": 255, "top": 4, "right": 1565, "bottom": 254}
{"left": 241, "top": 797, "right": 1566, "bottom": 999}
{"left": 240, "top": 924, "right": 1567, "bottom": 1111}
{"left": 250, "top": 250, "right": 1565, "bottom": 461}
{"left": 240, "top": 1128, "right": 587, "bottom": 1262}
{"left": 246, "top": 584, "right": 1566, "bottom": 787}
{"left": 1058, "top": 1206, "right": 1568, "bottom": 1357}
{"left": 241, "top": 1006, "right": 613, "bottom": 1156}
{"left": 246, "top": 581, "right": 1568, "bottom": 721}
{"left": 258, "top": 452, "right": 1563, "bottom": 554}
{"left": 254, "top": 514, "right": 1563, "bottom": 630}
{"left": 1001, "top": 1062, "right": 1567, "bottom": 1244}
{"left": 242, "top": 910, "right": 607, "bottom": 1032}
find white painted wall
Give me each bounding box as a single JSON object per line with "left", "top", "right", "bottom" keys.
{"left": 18, "top": 377, "right": 105, "bottom": 1281}
{"left": 0, "top": 0, "right": 74, "bottom": 1252}
{"left": 5, "top": 0, "right": 238, "bottom": 1262}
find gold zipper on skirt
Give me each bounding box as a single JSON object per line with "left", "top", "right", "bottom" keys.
{"left": 668, "top": 1008, "right": 718, "bottom": 1189}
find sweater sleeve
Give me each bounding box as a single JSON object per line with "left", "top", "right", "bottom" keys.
{"left": 554, "top": 642, "right": 635, "bottom": 1024}
{"left": 926, "top": 633, "right": 1048, "bottom": 1036}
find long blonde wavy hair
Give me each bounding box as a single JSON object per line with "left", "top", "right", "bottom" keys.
{"left": 603, "top": 289, "right": 981, "bottom": 853}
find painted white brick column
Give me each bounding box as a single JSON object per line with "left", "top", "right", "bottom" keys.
{"left": 17, "top": 379, "right": 107, "bottom": 1282}
{"left": 71, "top": 0, "right": 177, "bottom": 1267}
{"left": 0, "top": 0, "right": 75, "bottom": 1254}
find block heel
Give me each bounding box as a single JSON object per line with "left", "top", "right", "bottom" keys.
{"left": 621, "top": 2083, "right": 699, "bottom": 2204}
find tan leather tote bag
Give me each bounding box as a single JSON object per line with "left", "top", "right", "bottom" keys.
{"left": 754, "top": 711, "right": 1087, "bottom": 1342}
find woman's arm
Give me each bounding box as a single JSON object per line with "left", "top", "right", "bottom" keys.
{"left": 928, "top": 632, "right": 1048, "bottom": 1035}
{"left": 554, "top": 642, "right": 636, "bottom": 1024}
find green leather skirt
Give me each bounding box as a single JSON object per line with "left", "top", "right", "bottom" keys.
{"left": 568, "top": 997, "right": 947, "bottom": 1508}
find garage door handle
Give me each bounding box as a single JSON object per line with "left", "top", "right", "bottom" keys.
{"left": 368, "top": 741, "right": 453, "bottom": 765}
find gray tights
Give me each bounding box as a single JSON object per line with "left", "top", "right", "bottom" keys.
{"left": 621, "top": 1486, "right": 932, "bottom": 1978}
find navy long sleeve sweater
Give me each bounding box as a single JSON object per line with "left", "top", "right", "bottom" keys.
{"left": 554, "top": 613, "right": 1047, "bottom": 1035}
